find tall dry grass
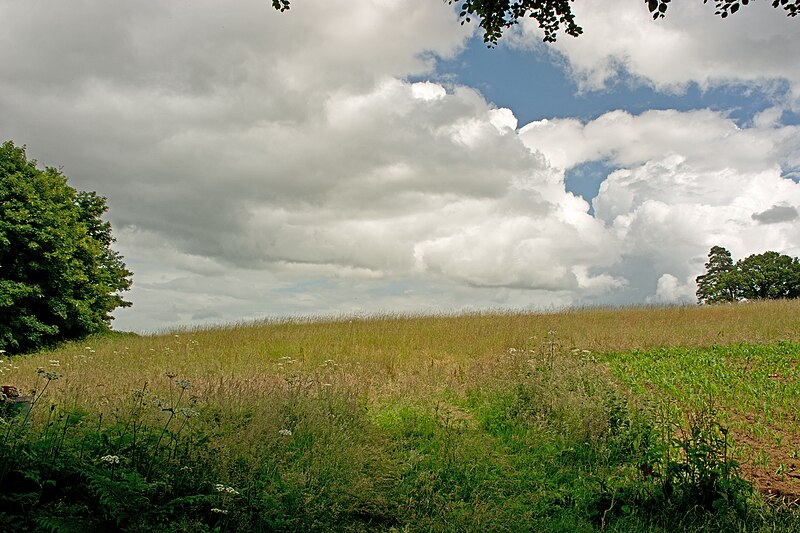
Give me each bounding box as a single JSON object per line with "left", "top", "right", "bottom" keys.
{"left": 4, "top": 301, "right": 799, "bottom": 414}
{"left": 3, "top": 300, "right": 800, "bottom": 531}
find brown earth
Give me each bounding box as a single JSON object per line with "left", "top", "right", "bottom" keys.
{"left": 731, "top": 416, "right": 800, "bottom": 504}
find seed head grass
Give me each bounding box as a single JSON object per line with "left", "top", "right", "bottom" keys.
{"left": 7, "top": 300, "right": 800, "bottom": 410}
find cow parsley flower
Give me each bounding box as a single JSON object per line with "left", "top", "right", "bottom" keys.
{"left": 214, "top": 483, "right": 239, "bottom": 495}
{"left": 179, "top": 407, "right": 200, "bottom": 418}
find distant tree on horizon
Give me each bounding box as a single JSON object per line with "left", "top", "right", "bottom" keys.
{"left": 696, "top": 246, "right": 800, "bottom": 304}
{"left": 696, "top": 245, "right": 737, "bottom": 304}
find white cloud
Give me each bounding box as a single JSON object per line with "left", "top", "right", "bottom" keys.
{"left": 519, "top": 109, "right": 799, "bottom": 173}
{"left": 519, "top": 108, "right": 800, "bottom": 302}
{"left": 412, "top": 81, "right": 447, "bottom": 101}
{"left": 1, "top": 0, "right": 632, "bottom": 331}
{"left": 3, "top": 0, "right": 800, "bottom": 332}
{"left": 513, "top": 0, "right": 800, "bottom": 103}
{"left": 648, "top": 274, "right": 696, "bottom": 304}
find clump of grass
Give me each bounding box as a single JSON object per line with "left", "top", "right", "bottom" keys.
{"left": 0, "top": 360, "right": 400, "bottom": 532}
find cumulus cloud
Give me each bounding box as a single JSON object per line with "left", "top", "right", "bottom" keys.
{"left": 519, "top": 109, "right": 799, "bottom": 173}
{"left": 512, "top": 0, "right": 800, "bottom": 104}
{"left": 0, "top": 0, "right": 632, "bottom": 330}
{"left": 3, "top": 0, "right": 800, "bottom": 330}
{"left": 648, "top": 274, "right": 696, "bottom": 304}
{"left": 519, "top": 108, "right": 800, "bottom": 303}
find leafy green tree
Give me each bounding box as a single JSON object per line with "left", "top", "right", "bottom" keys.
{"left": 696, "top": 246, "right": 737, "bottom": 304}
{"left": 271, "top": 0, "right": 799, "bottom": 45}
{"left": 696, "top": 246, "right": 800, "bottom": 304}
{"left": 0, "top": 141, "right": 132, "bottom": 354}
{"left": 735, "top": 251, "right": 800, "bottom": 300}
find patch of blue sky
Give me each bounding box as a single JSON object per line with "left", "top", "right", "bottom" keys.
{"left": 383, "top": 281, "right": 410, "bottom": 296}
{"left": 564, "top": 160, "right": 617, "bottom": 213}
{"left": 416, "top": 37, "right": 800, "bottom": 207}
{"left": 783, "top": 166, "right": 800, "bottom": 184}
{"left": 423, "top": 37, "right": 798, "bottom": 128}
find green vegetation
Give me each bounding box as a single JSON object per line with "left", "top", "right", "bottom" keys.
{"left": 2, "top": 301, "right": 800, "bottom": 531}
{"left": 696, "top": 246, "right": 800, "bottom": 304}
{"left": 0, "top": 141, "right": 132, "bottom": 354}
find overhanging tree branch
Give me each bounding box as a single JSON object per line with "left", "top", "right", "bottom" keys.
{"left": 270, "top": 0, "right": 799, "bottom": 45}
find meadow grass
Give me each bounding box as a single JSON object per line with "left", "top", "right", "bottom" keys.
{"left": 1, "top": 300, "right": 800, "bottom": 531}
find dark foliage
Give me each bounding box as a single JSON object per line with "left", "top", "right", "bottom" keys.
{"left": 272, "top": 0, "right": 799, "bottom": 45}
{"left": 0, "top": 141, "right": 132, "bottom": 354}
{"left": 696, "top": 246, "right": 800, "bottom": 304}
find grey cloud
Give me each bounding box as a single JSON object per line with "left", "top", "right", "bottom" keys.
{"left": 191, "top": 309, "right": 222, "bottom": 321}
{"left": 752, "top": 204, "right": 799, "bottom": 224}
{"left": 6, "top": 0, "right": 800, "bottom": 333}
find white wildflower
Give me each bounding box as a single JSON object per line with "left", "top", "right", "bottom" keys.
{"left": 211, "top": 508, "right": 228, "bottom": 514}
{"left": 100, "top": 454, "right": 121, "bottom": 465}
{"left": 278, "top": 429, "right": 292, "bottom": 437}
{"left": 214, "top": 483, "right": 239, "bottom": 495}
{"left": 179, "top": 407, "right": 200, "bottom": 418}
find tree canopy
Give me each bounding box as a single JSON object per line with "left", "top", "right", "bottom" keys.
{"left": 271, "top": 0, "right": 799, "bottom": 45}
{"left": 696, "top": 246, "right": 800, "bottom": 304}
{"left": 695, "top": 245, "right": 736, "bottom": 304}
{"left": 0, "top": 141, "right": 132, "bottom": 354}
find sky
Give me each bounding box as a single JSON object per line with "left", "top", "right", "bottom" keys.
{"left": 1, "top": 0, "right": 799, "bottom": 332}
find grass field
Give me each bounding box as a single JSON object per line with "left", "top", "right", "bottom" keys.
{"left": 2, "top": 301, "right": 800, "bottom": 531}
